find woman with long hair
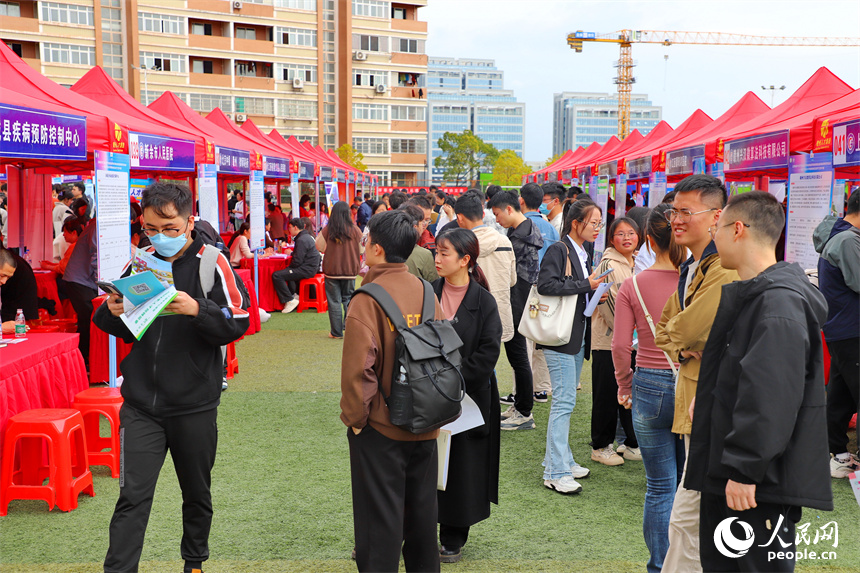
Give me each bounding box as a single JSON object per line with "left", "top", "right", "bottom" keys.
{"left": 228, "top": 221, "right": 252, "bottom": 268}
{"left": 432, "top": 228, "right": 502, "bottom": 564}
{"left": 535, "top": 200, "right": 605, "bottom": 494}
{"left": 315, "top": 202, "right": 362, "bottom": 338}
{"left": 612, "top": 203, "right": 686, "bottom": 573}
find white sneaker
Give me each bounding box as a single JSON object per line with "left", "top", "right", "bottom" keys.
{"left": 591, "top": 445, "right": 624, "bottom": 466}
{"left": 500, "top": 405, "right": 517, "bottom": 419}
{"left": 830, "top": 453, "right": 860, "bottom": 478}
{"left": 544, "top": 475, "right": 583, "bottom": 494}
{"left": 259, "top": 308, "right": 271, "bottom": 323}
{"left": 622, "top": 446, "right": 642, "bottom": 461}
{"left": 570, "top": 464, "right": 590, "bottom": 479}
{"left": 616, "top": 444, "right": 627, "bottom": 455}
{"left": 281, "top": 299, "right": 299, "bottom": 314}
{"left": 500, "top": 411, "right": 535, "bottom": 430}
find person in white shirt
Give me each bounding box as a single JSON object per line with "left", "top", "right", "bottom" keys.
{"left": 53, "top": 190, "right": 75, "bottom": 238}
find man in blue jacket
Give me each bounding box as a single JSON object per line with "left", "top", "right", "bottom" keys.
{"left": 94, "top": 182, "right": 249, "bottom": 573}
{"left": 687, "top": 192, "right": 832, "bottom": 572}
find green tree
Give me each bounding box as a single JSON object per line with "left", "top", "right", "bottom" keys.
{"left": 335, "top": 143, "right": 367, "bottom": 172}
{"left": 545, "top": 152, "right": 564, "bottom": 169}
{"left": 492, "top": 149, "right": 530, "bottom": 186}
{"left": 434, "top": 130, "right": 499, "bottom": 186}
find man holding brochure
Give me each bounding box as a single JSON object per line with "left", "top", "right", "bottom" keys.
{"left": 93, "top": 182, "right": 249, "bottom": 573}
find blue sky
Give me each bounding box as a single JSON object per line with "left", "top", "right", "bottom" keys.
{"left": 423, "top": 0, "right": 860, "bottom": 162}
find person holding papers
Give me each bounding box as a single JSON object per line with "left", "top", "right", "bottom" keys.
{"left": 93, "top": 182, "right": 249, "bottom": 573}
{"left": 431, "top": 228, "right": 502, "bottom": 564}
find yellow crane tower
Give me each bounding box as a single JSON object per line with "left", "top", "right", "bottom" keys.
{"left": 567, "top": 30, "right": 860, "bottom": 139}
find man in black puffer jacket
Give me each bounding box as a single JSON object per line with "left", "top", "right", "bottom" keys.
{"left": 273, "top": 217, "right": 321, "bottom": 313}
{"left": 686, "top": 192, "right": 832, "bottom": 573}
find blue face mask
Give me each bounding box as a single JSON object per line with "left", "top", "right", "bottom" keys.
{"left": 539, "top": 202, "right": 551, "bottom": 216}
{"left": 149, "top": 232, "right": 188, "bottom": 258}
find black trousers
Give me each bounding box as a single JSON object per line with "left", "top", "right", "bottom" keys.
{"left": 64, "top": 280, "right": 96, "bottom": 364}
{"left": 590, "top": 349, "right": 638, "bottom": 449}
{"left": 826, "top": 337, "right": 859, "bottom": 455}
{"left": 700, "top": 491, "right": 802, "bottom": 573}
{"left": 508, "top": 280, "right": 534, "bottom": 417}
{"left": 104, "top": 405, "right": 218, "bottom": 573}
{"left": 272, "top": 268, "right": 316, "bottom": 303}
{"left": 348, "top": 425, "right": 440, "bottom": 573}
{"left": 439, "top": 523, "right": 470, "bottom": 549}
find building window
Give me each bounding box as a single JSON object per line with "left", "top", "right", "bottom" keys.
{"left": 353, "top": 34, "right": 384, "bottom": 52}
{"left": 138, "top": 12, "right": 185, "bottom": 35}
{"left": 392, "top": 6, "right": 406, "bottom": 19}
{"left": 353, "top": 68, "right": 388, "bottom": 87}
{"left": 188, "top": 93, "right": 231, "bottom": 113}
{"left": 368, "top": 170, "right": 390, "bottom": 186}
{"left": 275, "top": 0, "right": 316, "bottom": 9}
{"left": 391, "top": 106, "right": 426, "bottom": 121}
{"left": 191, "top": 22, "right": 212, "bottom": 36}
{"left": 353, "top": 137, "right": 389, "bottom": 155}
{"left": 40, "top": 2, "right": 94, "bottom": 26}
{"left": 6, "top": 42, "right": 22, "bottom": 57}
{"left": 278, "top": 63, "right": 316, "bottom": 83}
{"left": 276, "top": 27, "right": 317, "bottom": 47}
{"left": 42, "top": 43, "right": 95, "bottom": 66}
{"left": 391, "top": 139, "right": 426, "bottom": 154}
{"left": 235, "top": 61, "right": 258, "bottom": 77}
{"left": 353, "top": 103, "right": 388, "bottom": 121}
{"left": 236, "top": 27, "right": 257, "bottom": 40}
{"left": 292, "top": 134, "right": 318, "bottom": 146}
{"left": 353, "top": 0, "right": 389, "bottom": 18}
{"left": 191, "top": 60, "right": 213, "bottom": 74}
{"left": 279, "top": 99, "right": 318, "bottom": 119}
{"left": 235, "top": 97, "right": 274, "bottom": 115}
{"left": 140, "top": 52, "right": 186, "bottom": 73}
{"left": 395, "top": 38, "right": 423, "bottom": 54}
{"left": 0, "top": 1, "right": 20, "bottom": 17}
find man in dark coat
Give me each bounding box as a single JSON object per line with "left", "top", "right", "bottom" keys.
{"left": 356, "top": 193, "right": 373, "bottom": 231}
{"left": 273, "top": 218, "right": 321, "bottom": 313}
{"left": 686, "top": 192, "right": 833, "bottom": 572}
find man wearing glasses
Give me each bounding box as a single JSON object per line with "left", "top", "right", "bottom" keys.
{"left": 94, "top": 182, "right": 250, "bottom": 573}
{"left": 654, "top": 174, "right": 739, "bottom": 572}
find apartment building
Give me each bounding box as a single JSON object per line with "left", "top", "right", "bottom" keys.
{"left": 552, "top": 91, "right": 662, "bottom": 156}
{"left": 426, "top": 57, "right": 524, "bottom": 184}
{"left": 0, "top": 0, "right": 428, "bottom": 186}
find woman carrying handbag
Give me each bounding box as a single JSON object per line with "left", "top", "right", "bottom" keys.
{"left": 535, "top": 200, "right": 607, "bottom": 494}
{"left": 611, "top": 203, "right": 686, "bottom": 573}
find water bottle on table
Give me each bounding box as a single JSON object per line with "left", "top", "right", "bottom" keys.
{"left": 15, "top": 308, "right": 26, "bottom": 338}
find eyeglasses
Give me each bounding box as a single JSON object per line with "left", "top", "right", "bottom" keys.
{"left": 613, "top": 232, "right": 638, "bottom": 239}
{"left": 584, "top": 220, "right": 605, "bottom": 231}
{"left": 665, "top": 208, "right": 717, "bottom": 223}
{"left": 142, "top": 219, "right": 189, "bottom": 238}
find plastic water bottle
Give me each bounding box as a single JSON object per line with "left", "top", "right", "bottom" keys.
{"left": 388, "top": 366, "right": 412, "bottom": 426}
{"left": 15, "top": 308, "right": 26, "bottom": 338}
{"left": 22, "top": 247, "right": 31, "bottom": 266}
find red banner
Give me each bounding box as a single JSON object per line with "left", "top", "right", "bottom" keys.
{"left": 376, "top": 186, "right": 468, "bottom": 196}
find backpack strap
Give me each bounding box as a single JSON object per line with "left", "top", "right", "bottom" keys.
{"left": 198, "top": 244, "right": 221, "bottom": 297}
{"left": 355, "top": 282, "right": 409, "bottom": 332}
{"left": 419, "top": 279, "right": 435, "bottom": 324}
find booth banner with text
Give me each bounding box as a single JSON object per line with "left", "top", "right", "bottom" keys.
{"left": 95, "top": 150, "right": 131, "bottom": 282}
{"left": 548, "top": 171, "right": 558, "bottom": 182}
{"left": 197, "top": 163, "right": 219, "bottom": 230}
{"left": 249, "top": 170, "right": 266, "bottom": 250}
{"left": 215, "top": 146, "right": 251, "bottom": 175}
{"left": 0, "top": 103, "right": 87, "bottom": 160}
{"left": 130, "top": 132, "right": 195, "bottom": 172}
{"left": 832, "top": 119, "right": 860, "bottom": 168}
{"left": 666, "top": 146, "right": 705, "bottom": 177}
{"left": 298, "top": 161, "right": 315, "bottom": 181}
{"left": 615, "top": 174, "right": 627, "bottom": 218}
{"left": 786, "top": 153, "right": 834, "bottom": 269}
{"left": 561, "top": 169, "right": 573, "bottom": 183}
{"left": 290, "top": 174, "right": 300, "bottom": 217}
{"left": 648, "top": 171, "right": 667, "bottom": 208}
{"left": 627, "top": 156, "right": 651, "bottom": 180}
{"left": 320, "top": 165, "right": 333, "bottom": 182}
{"left": 724, "top": 130, "right": 789, "bottom": 172}
{"left": 598, "top": 161, "right": 617, "bottom": 178}
{"left": 264, "top": 155, "right": 289, "bottom": 179}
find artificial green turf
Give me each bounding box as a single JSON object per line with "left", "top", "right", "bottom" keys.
{"left": 1, "top": 312, "right": 857, "bottom": 573}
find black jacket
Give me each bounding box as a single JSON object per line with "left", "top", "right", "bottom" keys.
{"left": 0, "top": 253, "right": 38, "bottom": 322}
{"left": 685, "top": 262, "right": 833, "bottom": 510}
{"left": 289, "top": 229, "right": 321, "bottom": 276}
{"left": 507, "top": 217, "right": 542, "bottom": 285}
{"left": 535, "top": 239, "right": 593, "bottom": 359}
{"left": 93, "top": 234, "right": 250, "bottom": 416}
{"left": 433, "top": 278, "right": 502, "bottom": 526}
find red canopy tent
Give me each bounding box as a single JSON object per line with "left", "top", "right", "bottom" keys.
{"left": 623, "top": 110, "right": 713, "bottom": 175}
{"left": 603, "top": 121, "right": 674, "bottom": 180}
{"left": 264, "top": 130, "right": 318, "bottom": 167}
{"left": 583, "top": 135, "right": 625, "bottom": 173}
{"left": 812, "top": 96, "right": 860, "bottom": 177}
{"left": 206, "top": 108, "right": 290, "bottom": 168}
{"left": 598, "top": 130, "right": 644, "bottom": 176}
{"left": 531, "top": 148, "right": 576, "bottom": 180}
{"left": 566, "top": 140, "right": 607, "bottom": 177}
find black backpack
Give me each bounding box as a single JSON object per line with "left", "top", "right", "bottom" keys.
{"left": 356, "top": 280, "right": 465, "bottom": 434}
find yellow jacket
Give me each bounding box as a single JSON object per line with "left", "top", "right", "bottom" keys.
{"left": 655, "top": 246, "right": 739, "bottom": 434}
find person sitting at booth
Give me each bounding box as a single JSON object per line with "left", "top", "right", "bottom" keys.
{"left": 42, "top": 217, "right": 83, "bottom": 277}
{"left": 0, "top": 246, "right": 38, "bottom": 334}
{"left": 228, "top": 222, "right": 253, "bottom": 268}
{"left": 273, "top": 217, "right": 320, "bottom": 313}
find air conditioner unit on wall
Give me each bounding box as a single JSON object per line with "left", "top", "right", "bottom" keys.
{"left": 224, "top": 113, "right": 234, "bottom": 120}
{"left": 292, "top": 78, "right": 304, "bottom": 90}
{"left": 353, "top": 51, "right": 367, "bottom": 61}
{"left": 236, "top": 113, "right": 247, "bottom": 123}
{"left": 375, "top": 84, "right": 387, "bottom": 94}
{"left": 233, "top": 1, "right": 242, "bottom": 9}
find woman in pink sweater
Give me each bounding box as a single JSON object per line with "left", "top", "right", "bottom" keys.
{"left": 611, "top": 203, "right": 686, "bottom": 573}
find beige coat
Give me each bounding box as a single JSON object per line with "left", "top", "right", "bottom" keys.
{"left": 591, "top": 247, "right": 636, "bottom": 351}
{"left": 473, "top": 226, "right": 517, "bottom": 342}
{"left": 655, "top": 251, "right": 740, "bottom": 434}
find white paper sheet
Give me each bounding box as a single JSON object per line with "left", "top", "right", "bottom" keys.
{"left": 584, "top": 282, "right": 613, "bottom": 317}
{"left": 440, "top": 393, "right": 485, "bottom": 436}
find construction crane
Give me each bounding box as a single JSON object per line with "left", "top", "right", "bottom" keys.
{"left": 567, "top": 30, "right": 860, "bottom": 138}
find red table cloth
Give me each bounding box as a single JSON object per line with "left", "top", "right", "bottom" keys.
{"left": 33, "top": 270, "right": 64, "bottom": 318}
{"left": 240, "top": 256, "right": 289, "bottom": 312}
{"left": 89, "top": 296, "right": 134, "bottom": 385}
{"left": 0, "top": 333, "right": 89, "bottom": 456}
{"left": 234, "top": 269, "right": 261, "bottom": 335}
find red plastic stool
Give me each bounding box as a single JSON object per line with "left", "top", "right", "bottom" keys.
{"left": 296, "top": 274, "right": 328, "bottom": 313}
{"left": 73, "top": 388, "right": 123, "bottom": 478}
{"left": 0, "top": 409, "right": 95, "bottom": 515}
{"left": 225, "top": 341, "right": 239, "bottom": 380}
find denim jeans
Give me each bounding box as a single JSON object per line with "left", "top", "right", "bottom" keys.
{"left": 324, "top": 277, "right": 355, "bottom": 338}
{"left": 542, "top": 346, "right": 585, "bottom": 480}
{"left": 632, "top": 367, "right": 685, "bottom": 573}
